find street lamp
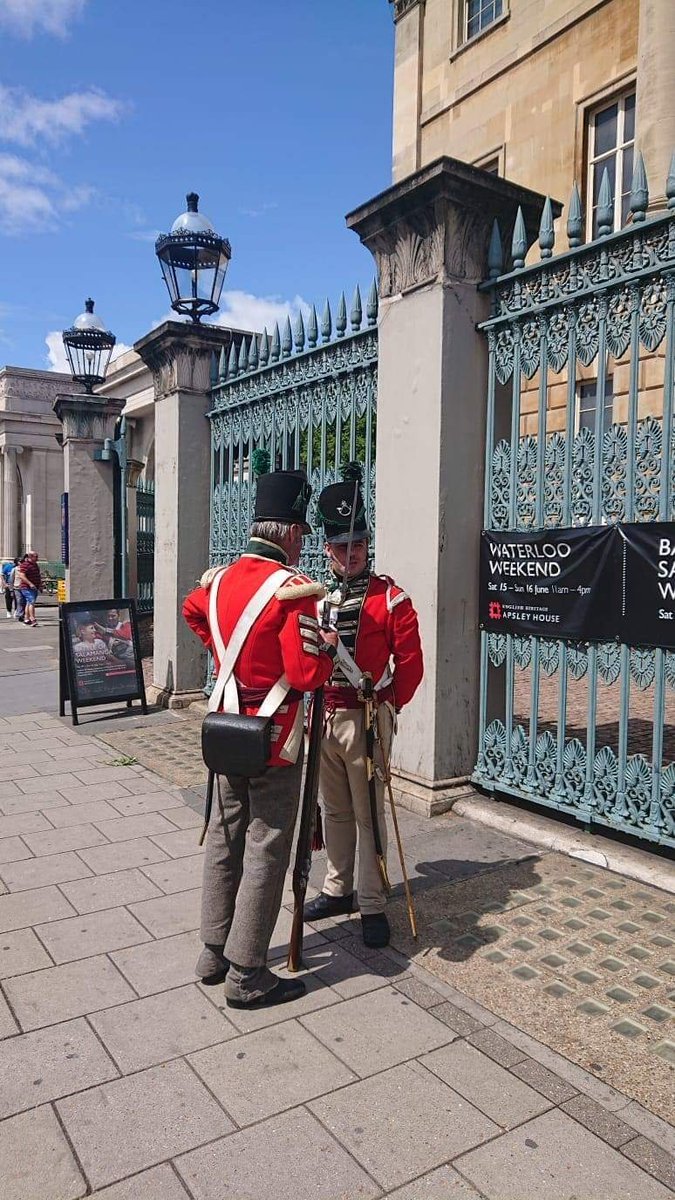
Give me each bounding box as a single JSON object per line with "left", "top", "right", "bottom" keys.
{"left": 155, "top": 192, "right": 231, "bottom": 323}
{"left": 62, "top": 298, "right": 116, "bottom": 393}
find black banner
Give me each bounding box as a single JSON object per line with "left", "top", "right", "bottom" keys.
{"left": 620, "top": 522, "right": 675, "bottom": 649}
{"left": 480, "top": 526, "right": 616, "bottom": 642}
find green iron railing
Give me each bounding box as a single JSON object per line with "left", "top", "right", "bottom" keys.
{"left": 473, "top": 152, "right": 675, "bottom": 848}
{"left": 208, "top": 284, "right": 378, "bottom": 581}
{"left": 136, "top": 478, "right": 155, "bottom": 613}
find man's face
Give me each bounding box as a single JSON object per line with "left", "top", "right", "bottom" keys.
{"left": 79, "top": 623, "right": 97, "bottom": 642}
{"left": 107, "top": 610, "right": 119, "bottom": 625}
{"left": 325, "top": 538, "right": 368, "bottom": 579}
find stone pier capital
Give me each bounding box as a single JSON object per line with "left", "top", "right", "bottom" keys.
{"left": 134, "top": 321, "right": 237, "bottom": 402}
{"left": 53, "top": 392, "right": 125, "bottom": 445}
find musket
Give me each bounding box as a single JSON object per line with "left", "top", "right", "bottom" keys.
{"left": 373, "top": 706, "right": 418, "bottom": 939}
{"left": 359, "top": 671, "right": 391, "bottom": 894}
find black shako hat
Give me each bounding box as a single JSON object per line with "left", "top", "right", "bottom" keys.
{"left": 317, "top": 463, "right": 369, "bottom": 544}
{"left": 254, "top": 468, "right": 312, "bottom": 532}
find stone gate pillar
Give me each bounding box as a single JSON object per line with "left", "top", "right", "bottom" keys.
{"left": 134, "top": 321, "right": 236, "bottom": 708}
{"left": 348, "top": 157, "right": 550, "bottom": 814}
{"left": 1, "top": 446, "right": 23, "bottom": 557}
{"left": 53, "top": 393, "right": 125, "bottom": 600}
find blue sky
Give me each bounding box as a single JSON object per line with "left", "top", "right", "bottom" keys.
{"left": 0, "top": 0, "right": 394, "bottom": 370}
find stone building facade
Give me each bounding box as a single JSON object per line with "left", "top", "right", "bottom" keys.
{"left": 0, "top": 367, "right": 78, "bottom": 561}
{"left": 390, "top": 0, "right": 674, "bottom": 440}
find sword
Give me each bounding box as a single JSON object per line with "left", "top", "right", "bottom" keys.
{"left": 359, "top": 671, "right": 391, "bottom": 894}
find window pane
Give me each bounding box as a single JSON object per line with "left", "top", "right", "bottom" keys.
{"left": 624, "top": 92, "right": 636, "bottom": 142}
{"left": 495, "top": 0, "right": 503, "bottom": 14}
{"left": 592, "top": 154, "right": 616, "bottom": 205}
{"left": 594, "top": 103, "right": 618, "bottom": 157}
{"left": 622, "top": 145, "right": 634, "bottom": 195}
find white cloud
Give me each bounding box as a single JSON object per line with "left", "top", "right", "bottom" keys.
{"left": 0, "top": 0, "right": 87, "bottom": 38}
{"left": 0, "top": 84, "right": 124, "bottom": 148}
{"left": 214, "top": 290, "right": 310, "bottom": 335}
{"left": 0, "top": 153, "right": 93, "bottom": 233}
{"left": 45, "top": 331, "right": 132, "bottom": 373}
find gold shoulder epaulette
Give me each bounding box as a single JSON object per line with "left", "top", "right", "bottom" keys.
{"left": 276, "top": 576, "right": 326, "bottom": 601}
{"left": 199, "top": 565, "right": 225, "bottom": 589}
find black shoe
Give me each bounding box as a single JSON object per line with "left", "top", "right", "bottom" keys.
{"left": 304, "top": 892, "right": 355, "bottom": 922}
{"left": 361, "top": 913, "right": 390, "bottom": 948}
{"left": 197, "top": 945, "right": 230, "bottom": 986}
{"left": 226, "top": 977, "right": 307, "bottom": 1010}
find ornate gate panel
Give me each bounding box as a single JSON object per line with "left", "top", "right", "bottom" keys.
{"left": 209, "top": 285, "right": 378, "bottom": 581}
{"left": 473, "top": 166, "right": 675, "bottom": 848}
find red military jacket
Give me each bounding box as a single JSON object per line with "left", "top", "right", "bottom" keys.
{"left": 183, "top": 539, "right": 333, "bottom": 767}
{"left": 323, "top": 571, "right": 423, "bottom": 711}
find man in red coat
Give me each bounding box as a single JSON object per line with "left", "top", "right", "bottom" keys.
{"left": 183, "top": 467, "right": 336, "bottom": 1009}
{"left": 305, "top": 466, "right": 424, "bottom": 948}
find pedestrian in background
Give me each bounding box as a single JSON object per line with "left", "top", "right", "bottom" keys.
{"left": 11, "top": 557, "right": 25, "bottom": 621}
{"left": 16, "top": 553, "right": 41, "bottom": 628}
{"left": 1, "top": 558, "right": 17, "bottom": 618}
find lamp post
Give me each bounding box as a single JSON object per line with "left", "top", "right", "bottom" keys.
{"left": 62, "top": 299, "right": 116, "bottom": 392}
{"left": 97, "top": 417, "right": 129, "bottom": 596}
{"left": 155, "top": 192, "right": 231, "bottom": 322}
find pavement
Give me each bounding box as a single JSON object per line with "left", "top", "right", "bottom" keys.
{"left": 0, "top": 608, "right": 673, "bottom": 1199}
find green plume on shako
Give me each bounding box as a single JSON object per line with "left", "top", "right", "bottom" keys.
{"left": 251, "top": 448, "right": 271, "bottom": 477}
{"left": 341, "top": 461, "right": 363, "bottom": 484}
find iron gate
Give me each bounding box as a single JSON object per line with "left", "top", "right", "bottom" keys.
{"left": 473, "top": 162, "right": 675, "bottom": 848}
{"left": 208, "top": 284, "right": 378, "bottom": 581}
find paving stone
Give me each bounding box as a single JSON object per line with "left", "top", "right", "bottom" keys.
{"left": 140, "top": 853, "right": 203, "bottom": 894}
{"left": 0, "top": 989, "right": 18, "bottom": 1038}
{"left": 78, "top": 837, "right": 170, "bottom": 874}
{"left": 216, "top": 966, "right": 341, "bottom": 1034}
{"left": 561, "top": 1094, "right": 638, "bottom": 1148}
{"left": 45, "top": 799, "right": 122, "bottom": 828}
{"left": 56, "top": 1059, "right": 234, "bottom": 1191}
{"left": 466, "top": 1026, "right": 529, "bottom": 1068}
{"left": 22, "top": 823, "right": 108, "bottom": 857}
{"left": 128, "top": 887, "right": 200, "bottom": 937}
{"left": 457, "top": 1109, "right": 673, "bottom": 1199}
{"left": 190, "top": 1017, "right": 356, "bottom": 1125}
{"left": 54, "top": 782, "right": 135, "bottom": 805}
{"left": 0, "top": 1105, "right": 86, "bottom": 1200}
{"left": 0, "top": 791, "right": 71, "bottom": 816}
{"left": 35, "top": 906, "right": 151, "bottom": 963}
{"left": 93, "top": 812, "right": 178, "bottom": 842}
{"left": 2, "top": 763, "right": 42, "bottom": 781}
{"left": 422, "top": 1040, "right": 550, "bottom": 1129}
{"left": 15, "top": 772, "right": 80, "bottom": 795}
{"left": 106, "top": 791, "right": 185, "bottom": 817}
{"left": 310, "top": 1061, "right": 497, "bottom": 1190}
{"left": 0, "top": 812, "right": 52, "bottom": 840}
{"left": 111, "top": 930, "right": 200, "bottom": 995}
{"left": 0, "top": 928, "right": 52, "bottom": 980}
{"left": 268, "top": 903, "right": 327, "bottom": 958}
{"left": 300, "top": 987, "right": 453, "bottom": 1077}
{"left": 385, "top": 1165, "right": 484, "bottom": 1199}
{"left": 510, "top": 1058, "right": 579, "bottom": 1104}
{"left": 0, "top": 836, "right": 31, "bottom": 865}
{"left": 394, "top": 973, "right": 448, "bottom": 1009}
{"left": 4, "top": 955, "right": 136, "bottom": 1029}
{"left": 426, "top": 999, "right": 485, "bottom": 1037}
{"left": 622, "top": 1101, "right": 675, "bottom": 1156}
{"left": 150, "top": 827, "right": 204, "bottom": 858}
{"left": 0, "top": 1017, "right": 118, "bottom": 1116}
{"left": 88, "top": 1165, "right": 191, "bottom": 1199}
{"left": 60, "top": 868, "right": 162, "bottom": 914}
{"left": 175, "top": 1106, "right": 381, "bottom": 1200}
{"left": 0, "top": 851, "right": 92, "bottom": 892}
{"left": 298, "top": 941, "right": 397, "bottom": 998}
{"left": 622, "top": 1135, "right": 675, "bottom": 1191}
{"left": 0, "top": 884, "right": 75, "bottom": 933}
{"left": 490, "top": 1018, "right": 630, "bottom": 1112}
{"left": 163, "top": 804, "right": 203, "bottom": 829}
{"left": 74, "top": 766, "right": 143, "bottom": 786}
{"left": 90, "top": 983, "right": 237, "bottom": 1072}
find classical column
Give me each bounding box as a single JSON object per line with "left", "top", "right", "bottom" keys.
{"left": 636, "top": 0, "right": 675, "bottom": 208}
{"left": 53, "top": 394, "right": 125, "bottom": 601}
{"left": 134, "top": 321, "right": 238, "bottom": 708}
{"left": 2, "top": 447, "right": 23, "bottom": 558}
{"left": 390, "top": 0, "right": 426, "bottom": 183}
{"left": 347, "top": 157, "right": 551, "bottom": 815}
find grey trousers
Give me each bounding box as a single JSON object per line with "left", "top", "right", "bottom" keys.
{"left": 200, "top": 747, "right": 303, "bottom": 986}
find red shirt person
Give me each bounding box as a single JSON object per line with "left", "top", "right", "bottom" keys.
{"left": 182, "top": 464, "right": 336, "bottom": 1011}
{"left": 304, "top": 465, "right": 424, "bottom": 950}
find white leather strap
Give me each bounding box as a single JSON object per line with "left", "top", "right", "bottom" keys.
{"left": 334, "top": 636, "right": 392, "bottom": 693}
{"left": 208, "top": 566, "right": 290, "bottom": 713}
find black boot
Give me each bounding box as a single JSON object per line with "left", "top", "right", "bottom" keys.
{"left": 226, "top": 977, "right": 307, "bottom": 1009}
{"left": 196, "top": 945, "right": 230, "bottom": 986}
{"left": 304, "top": 892, "right": 355, "bottom": 922}
{"left": 361, "top": 913, "right": 390, "bottom": 948}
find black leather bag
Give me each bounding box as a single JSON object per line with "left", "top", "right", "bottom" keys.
{"left": 201, "top": 711, "right": 272, "bottom": 779}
